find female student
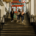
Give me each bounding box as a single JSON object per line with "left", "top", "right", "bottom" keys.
{"left": 10, "top": 8, "right": 14, "bottom": 22}
{"left": 21, "top": 10, "right": 24, "bottom": 23}
{"left": 17, "top": 9, "right": 21, "bottom": 22}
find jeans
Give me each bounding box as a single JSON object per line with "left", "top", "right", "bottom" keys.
{"left": 11, "top": 15, "right": 14, "bottom": 21}
{"left": 11, "top": 16, "right": 13, "bottom": 21}
{"left": 17, "top": 15, "right": 20, "bottom": 20}
{"left": 21, "top": 16, "right": 24, "bottom": 21}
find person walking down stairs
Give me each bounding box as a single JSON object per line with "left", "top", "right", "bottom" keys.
{"left": 10, "top": 8, "right": 14, "bottom": 22}
{"left": 17, "top": 9, "right": 21, "bottom": 22}
{"left": 21, "top": 10, "right": 24, "bottom": 23}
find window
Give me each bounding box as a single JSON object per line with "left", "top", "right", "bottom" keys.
{"left": 17, "top": 7, "right": 22, "bottom": 12}
{"left": 12, "top": 7, "right": 16, "bottom": 11}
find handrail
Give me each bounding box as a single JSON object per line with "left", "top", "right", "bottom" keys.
{"left": 31, "top": 15, "right": 36, "bottom": 22}
{"left": 33, "top": 15, "right": 36, "bottom": 17}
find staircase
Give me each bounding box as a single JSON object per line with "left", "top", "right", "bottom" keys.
{"left": 1, "top": 14, "right": 35, "bottom": 36}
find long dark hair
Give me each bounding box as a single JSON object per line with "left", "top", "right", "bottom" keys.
{"left": 18, "top": 9, "right": 21, "bottom": 12}
{"left": 12, "top": 8, "right": 13, "bottom": 11}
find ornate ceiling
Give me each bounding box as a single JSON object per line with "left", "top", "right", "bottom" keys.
{"left": 3, "top": 0, "right": 13, "bottom": 2}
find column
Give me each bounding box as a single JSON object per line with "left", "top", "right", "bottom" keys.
{"left": 24, "top": 0, "right": 26, "bottom": 13}
{"left": 0, "top": 5, "right": 1, "bottom": 22}
{"left": 30, "top": 0, "right": 34, "bottom": 22}
{"left": 6, "top": 3, "right": 10, "bottom": 11}
{"left": 26, "top": 4, "right": 29, "bottom": 12}
{"left": 31, "top": 0, "right": 34, "bottom": 15}
{"left": 1, "top": 5, "right": 5, "bottom": 23}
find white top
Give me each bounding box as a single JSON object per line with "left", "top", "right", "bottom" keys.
{"left": 17, "top": 12, "right": 20, "bottom": 15}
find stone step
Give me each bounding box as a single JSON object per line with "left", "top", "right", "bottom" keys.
{"left": 3, "top": 25, "right": 33, "bottom": 27}
{"left": 1, "top": 33, "right": 35, "bottom": 35}
{"left": 1, "top": 34, "right": 35, "bottom": 36}
{"left": 1, "top": 14, "right": 35, "bottom": 36}
{"left": 2, "top": 29, "right": 34, "bottom": 31}
{"left": 1, "top": 31, "right": 35, "bottom": 33}
{"left": 3, "top": 26, "right": 34, "bottom": 30}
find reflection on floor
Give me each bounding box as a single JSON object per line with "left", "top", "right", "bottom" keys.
{"left": 1, "top": 14, "right": 35, "bottom": 36}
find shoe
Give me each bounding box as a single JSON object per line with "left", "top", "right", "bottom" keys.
{"left": 17, "top": 21, "right": 18, "bottom": 22}
{"left": 11, "top": 20, "right": 13, "bottom": 22}
{"left": 22, "top": 21, "right": 23, "bottom": 23}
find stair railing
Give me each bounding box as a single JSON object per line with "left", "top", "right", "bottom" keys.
{"left": 1, "top": 15, "right": 5, "bottom": 29}
{"left": 31, "top": 15, "right": 36, "bottom": 34}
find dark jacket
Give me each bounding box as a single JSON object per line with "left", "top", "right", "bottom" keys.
{"left": 10, "top": 11, "right": 14, "bottom": 17}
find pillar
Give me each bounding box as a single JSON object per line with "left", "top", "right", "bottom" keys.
{"left": 0, "top": 5, "right": 1, "bottom": 22}
{"left": 6, "top": 3, "right": 9, "bottom": 11}
{"left": 26, "top": 4, "right": 29, "bottom": 12}
{"left": 1, "top": 5, "right": 5, "bottom": 23}
{"left": 30, "top": 0, "right": 34, "bottom": 22}
{"left": 31, "top": 0, "right": 34, "bottom": 15}
{"left": 24, "top": 0, "right": 26, "bottom": 13}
